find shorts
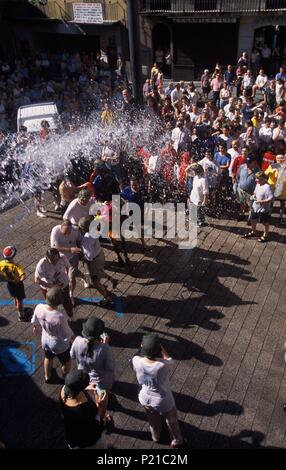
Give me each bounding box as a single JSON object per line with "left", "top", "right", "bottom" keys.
{"left": 44, "top": 346, "right": 71, "bottom": 364}
{"left": 85, "top": 250, "right": 105, "bottom": 283}
{"left": 7, "top": 281, "right": 26, "bottom": 300}
{"left": 250, "top": 210, "right": 271, "bottom": 224}
{"left": 68, "top": 254, "right": 80, "bottom": 280}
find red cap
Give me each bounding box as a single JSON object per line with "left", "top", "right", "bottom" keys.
{"left": 3, "top": 246, "right": 17, "bottom": 260}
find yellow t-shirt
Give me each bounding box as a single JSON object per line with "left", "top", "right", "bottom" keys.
{"left": 265, "top": 164, "right": 286, "bottom": 198}
{"left": 0, "top": 260, "right": 25, "bottom": 283}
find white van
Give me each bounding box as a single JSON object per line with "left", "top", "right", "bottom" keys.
{"left": 17, "top": 102, "right": 62, "bottom": 133}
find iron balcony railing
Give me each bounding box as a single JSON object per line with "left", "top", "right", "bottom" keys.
{"left": 139, "top": 0, "right": 286, "bottom": 14}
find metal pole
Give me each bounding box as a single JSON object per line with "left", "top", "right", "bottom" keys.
{"left": 126, "top": 0, "right": 143, "bottom": 105}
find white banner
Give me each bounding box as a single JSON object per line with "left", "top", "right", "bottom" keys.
{"left": 73, "top": 3, "right": 103, "bottom": 24}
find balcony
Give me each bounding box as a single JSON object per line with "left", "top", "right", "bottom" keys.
{"left": 37, "top": 1, "right": 126, "bottom": 24}
{"left": 139, "top": 0, "right": 286, "bottom": 14}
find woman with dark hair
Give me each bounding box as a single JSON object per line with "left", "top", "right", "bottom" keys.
{"left": 161, "top": 96, "right": 175, "bottom": 125}
{"left": 60, "top": 369, "right": 110, "bottom": 449}
{"left": 132, "top": 333, "right": 185, "bottom": 448}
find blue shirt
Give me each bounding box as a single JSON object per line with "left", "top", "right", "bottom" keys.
{"left": 275, "top": 73, "right": 286, "bottom": 81}
{"left": 237, "top": 164, "right": 260, "bottom": 193}
{"left": 214, "top": 152, "right": 231, "bottom": 167}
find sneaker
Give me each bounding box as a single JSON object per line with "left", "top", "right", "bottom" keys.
{"left": 40, "top": 207, "right": 47, "bottom": 213}
{"left": 18, "top": 307, "right": 33, "bottom": 321}
{"left": 54, "top": 204, "right": 61, "bottom": 212}
{"left": 18, "top": 315, "right": 28, "bottom": 322}
{"left": 37, "top": 210, "right": 47, "bottom": 218}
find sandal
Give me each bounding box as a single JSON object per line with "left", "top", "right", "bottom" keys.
{"left": 111, "top": 278, "right": 118, "bottom": 289}
{"left": 258, "top": 235, "right": 268, "bottom": 243}
{"left": 104, "top": 415, "right": 115, "bottom": 434}
{"left": 98, "top": 298, "right": 113, "bottom": 307}
{"left": 244, "top": 231, "right": 256, "bottom": 239}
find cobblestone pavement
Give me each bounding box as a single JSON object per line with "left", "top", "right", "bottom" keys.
{"left": 0, "top": 196, "right": 286, "bottom": 449}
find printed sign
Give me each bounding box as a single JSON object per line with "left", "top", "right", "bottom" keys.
{"left": 73, "top": 3, "right": 103, "bottom": 24}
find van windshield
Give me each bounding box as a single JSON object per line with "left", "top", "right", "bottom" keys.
{"left": 22, "top": 116, "right": 58, "bottom": 133}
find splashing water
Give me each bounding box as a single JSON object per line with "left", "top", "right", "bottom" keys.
{"left": 0, "top": 109, "right": 169, "bottom": 227}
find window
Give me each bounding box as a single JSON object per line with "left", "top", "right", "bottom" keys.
{"left": 194, "top": 0, "right": 218, "bottom": 11}
{"left": 265, "top": 0, "right": 286, "bottom": 9}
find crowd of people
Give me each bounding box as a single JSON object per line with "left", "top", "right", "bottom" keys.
{"left": 1, "top": 47, "right": 286, "bottom": 449}
{"left": 0, "top": 50, "right": 128, "bottom": 132}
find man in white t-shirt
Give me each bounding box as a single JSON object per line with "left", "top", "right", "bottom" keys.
{"left": 252, "top": 69, "right": 268, "bottom": 97}
{"left": 245, "top": 172, "right": 273, "bottom": 243}
{"left": 35, "top": 248, "right": 73, "bottom": 317}
{"left": 50, "top": 220, "right": 84, "bottom": 305}
{"left": 189, "top": 164, "right": 209, "bottom": 227}
{"left": 63, "top": 189, "right": 93, "bottom": 226}
{"left": 170, "top": 83, "right": 183, "bottom": 104}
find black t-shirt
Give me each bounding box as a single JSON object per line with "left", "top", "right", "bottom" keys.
{"left": 59, "top": 392, "right": 104, "bottom": 448}
{"left": 264, "top": 88, "right": 276, "bottom": 109}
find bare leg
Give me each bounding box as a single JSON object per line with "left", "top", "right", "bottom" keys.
{"left": 44, "top": 357, "right": 53, "bottom": 381}
{"left": 262, "top": 223, "right": 269, "bottom": 238}
{"left": 15, "top": 298, "right": 24, "bottom": 317}
{"left": 251, "top": 221, "right": 258, "bottom": 234}
{"left": 61, "top": 359, "right": 71, "bottom": 377}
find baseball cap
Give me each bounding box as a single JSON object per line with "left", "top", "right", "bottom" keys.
{"left": 2, "top": 245, "right": 17, "bottom": 260}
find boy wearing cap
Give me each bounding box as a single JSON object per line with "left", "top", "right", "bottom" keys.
{"left": 31, "top": 286, "right": 74, "bottom": 383}
{"left": 0, "top": 246, "right": 31, "bottom": 321}
{"left": 245, "top": 172, "right": 273, "bottom": 242}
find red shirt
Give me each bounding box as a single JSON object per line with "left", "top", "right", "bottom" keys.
{"left": 232, "top": 156, "right": 246, "bottom": 179}
{"left": 261, "top": 151, "right": 276, "bottom": 172}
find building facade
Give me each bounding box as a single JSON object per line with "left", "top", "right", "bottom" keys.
{"left": 138, "top": 0, "right": 286, "bottom": 79}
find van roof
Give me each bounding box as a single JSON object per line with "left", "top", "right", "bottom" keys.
{"left": 17, "top": 102, "right": 58, "bottom": 119}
